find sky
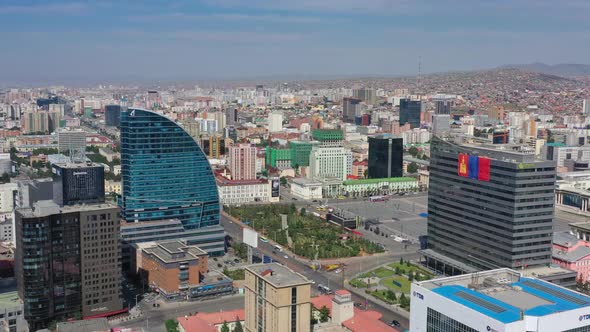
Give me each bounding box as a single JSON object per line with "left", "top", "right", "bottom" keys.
{"left": 1, "top": 0, "right": 590, "bottom": 84}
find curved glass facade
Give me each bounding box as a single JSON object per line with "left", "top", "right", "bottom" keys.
{"left": 120, "top": 108, "right": 220, "bottom": 229}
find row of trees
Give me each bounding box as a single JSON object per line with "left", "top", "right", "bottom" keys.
{"left": 220, "top": 318, "right": 244, "bottom": 332}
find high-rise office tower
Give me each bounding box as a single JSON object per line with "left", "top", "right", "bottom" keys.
{"left": 433, "top": 96, "right": 453, "bottom": 115}
{"left": 399, "top": 99, "right": 422, "bottom": 129}
{"left": 244, "top": 263, "right": 312, "bottom": 332}
{"left": 268, "top": 111, "right": 283, "bottom": 133}
{"left": 425, "top": 136, "right": 556, "bottom": 273}
{"left": 57, "top": 128, "right": 86, "bottom": 155}
{"left": 105, "top": 104, "right": 123, "bottom": 127}
{"left": 21, "top": 111, "right": 49, "bottom": 134}
{"left": 367, "top": 135, "right": 403, "bottom": 178}
{"left": 225, "top": 107, "right": 239, "bottom": 126}
{"left": 583, "top": 99, "right": 590, "bottom": 115}
{"left": 15, "top": 201, "right": 122, "bottom": 330}
{"left": 342, "top": 97, "right": 362, "bottom": 123}
{"left": 119, "top": 108, "right": 223, "bottom": 254}
{"left": 52, "top": 162, "right": 105, "bottom": 206}
{"left": 352, "top": 87, "right": 376, "bottom": 105}
{"left": 229, "top": 144, "right": 257, "bottom": 180}
{"left": 200, "top": 135, "right": 225, "bottom": 159}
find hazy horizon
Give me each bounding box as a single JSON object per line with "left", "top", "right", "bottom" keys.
{"left": 2, "top": 1, "right": 590, "bottom": 85}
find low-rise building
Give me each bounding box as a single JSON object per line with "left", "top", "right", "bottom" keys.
{"left": 290, "top": 178, "right": 323, "bottom": 200}
{"left": 105, "top": 180, "right": 121, "bottom": 194}
{"left": 217, "top": 177, "right": 276, "bottom": 206}
{"left": 552, "top": 231, "right": 590, "bottom": 282}
{"left": 342, "top": 177, "right": 418, "bottom": 197}
{"left": 177, "top": 309, "right": 245, "bottom": 332}
{"left": 140, "top": 240, "right": 208, "bottom": 299}
{"left": 410, "top": 268, "right": 590, "bottom": 332}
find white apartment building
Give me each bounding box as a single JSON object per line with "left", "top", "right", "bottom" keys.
{"left": 217, "top": 178, "right": 277, "bottom": 205}
{"left": 268, "top": 111, "right": 283, "bottom": 133}
{"left": 308, "top": 146, "right": 349, "bottom": 181}
{"left": 290, "top": 178, "right": 323, "bottom": 200}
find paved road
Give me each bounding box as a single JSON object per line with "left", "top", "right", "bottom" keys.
{"left": 221, "top": 212, "right": 419, "bottom": 330}
{"left": 111, "top": 295, "right": 245, "bottom": 332}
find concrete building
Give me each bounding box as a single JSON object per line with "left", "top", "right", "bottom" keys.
{"left": 15, "top": 201, "right": 122, "bottom": 330}
{"left": 309, "top": 146, "right": 349, "bottom": 181}
{"left": 0, "top": 291, "right": 27, "bottom": 332}
{"left": 290, "top": 178, "right": 323, "bottom": 200}
{"left": 342, "top": 97, "right": 362, "bottom": 123}
{"left": 268, "top": 111, "right": 284, "bottom": 133}
{"left": 140, "top": 240, "right": 208, "bottom": 298}
{"left": 542, "top": 143, "right": 590, "bottom": 167}
{"left": 410, "top": 268, "right": 590, "bottom": 332}
{"left": 216, "top": 177, "right": 275, "bottom": 206}
{"left": 424, "top": 136, "right": 556, "bottom": 274}
{"left": 431, "top": 114, "right": 450, "bottom": 137}
{"left": 352, "top": 88, "right": 376, "bottom": 105}
{"left": 0, "top": 183, "right": 17, "bottom": 221}
{"left": 584, "top": 98, "right": 590, "bottom": 115}
{"left": 342, "top": 177, "right": 418, "bottom": 197}
{"left": 200, "top": 135, "right": 225, "bottom": 159}
{"left": 57, "top": 128, "right": 86, "bottom": 155}
{"left": 178, "top": 309, "right": 245, "bottom": 332}
{"left": 245, "top": 263, "right": 312, "bottom": 332}
{"left": 21, "top": 111, "right": 49, "bottom": 134}
{"left": 229, "top": 144, "right": 257, "bottom": 181}
{"left": 105, "top": 104, "right": 123, "bottom": 127}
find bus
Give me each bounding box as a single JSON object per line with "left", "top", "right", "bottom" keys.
{"left": 274, "top": 244, "right": 283, "bottom": 252}
{"left": 260, "top": 237, "right": 269, "bottom": 243}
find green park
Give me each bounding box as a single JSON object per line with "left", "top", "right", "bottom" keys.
{"left": 349, "top": 259, "right": 435, "bottom": 310}
{"left": 225, "top": 204, "right": 384, "bottom": 259}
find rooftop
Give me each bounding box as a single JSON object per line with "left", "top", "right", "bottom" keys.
{"left": 177, "top": 309, "right": 245, "bottom": 332}
{"left": 0, "top": 291, "right": 21, "bottom": 309}
{"left": 342, "top": 177, "right": 416, "bottom": 185}
{"left": 143, "top": 240, "right": 207, "bottom": 264}
{"left": 56, "top": 318, "right": 110, "bottom": 332}
{"left": 216, "top": 176, "right": 268, "bottom": 186}
{"left": 570, "top": 222, "right": 590, "bottom": 232}
{"left": 247, "top": 263, "right": 312, "bottom": 288}
{"left": 417, "top": 268, "right": 590, "bottom": 323}
{"left": 17, "top": 200, "right": 117, "bottom": 218}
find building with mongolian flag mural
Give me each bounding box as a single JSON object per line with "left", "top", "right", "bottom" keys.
{"left": 423, "top": 136, "right": 559, "bottom": 276}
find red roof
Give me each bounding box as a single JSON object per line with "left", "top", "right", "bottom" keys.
{"left": 178, "top": 309, "right": 245, "bottom": 332}
{"left": 311, "top": 294, "right": 400, "bottom": 332}
{"left": 335, "top": 290, "right": 350, "bottom": 296}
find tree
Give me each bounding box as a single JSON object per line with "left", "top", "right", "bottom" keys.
{"left": 399, "top": 257, "right": 404, "bottom": 264}
{"left": 408, "top": 146, "right": 419, "bottom": 157}
{"left": 221, "top": 321, "right": 230, "bottom": 332}
{"left": 165, "top": 319, "right": 179, "bottom": 332}
{"left": 280, "top": 176, "right": 288, "bottom": 186}
{"left": 407, "top": 162, "right": 418, "bottom": 174}
{"left": 319, "top": 305, "right": 330, "bottom": 323}
{"left": 407, "top": 271, "right": 414, "bottom": 282}
{"left": 232, "top": 317, "right": 244, "bottom": 332}
{"left": 300, "top": 207, "right": 306, "bottom": 215}
{"left": 289, "top": 203, "right": 297, "bottom": 214}
{"left": 395, "top": 266, "right": 401, "bottom": 275}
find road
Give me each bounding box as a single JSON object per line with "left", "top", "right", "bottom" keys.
{"left": 111, "top": 295, "right": 245, "bottom": 331}
{"left": 221, "top": 212, "right": 419, "bottom": 330}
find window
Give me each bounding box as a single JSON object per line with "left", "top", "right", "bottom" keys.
{"left": 426, "top": 307, "right": 478, "bottom": 332}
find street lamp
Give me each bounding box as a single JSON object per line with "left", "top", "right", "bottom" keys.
{"left": 135, "top": 294, "right": 140, "bottom": 308}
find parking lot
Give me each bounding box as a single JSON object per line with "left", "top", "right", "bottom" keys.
{"left": 331, "top": 193, "right": 429, "bottom": 243}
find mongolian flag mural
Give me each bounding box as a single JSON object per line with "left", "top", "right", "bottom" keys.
{"left": 458, "top": 153, "right": 469, "bottom": 177}
{"left": 478, "top": 157, "right": 491, "bottom": 181}
{"left": 458, "top": 153, "right": 491, "bottom": 181}
{"left": 468, "top": 155, "right": 479, "bottom": 179}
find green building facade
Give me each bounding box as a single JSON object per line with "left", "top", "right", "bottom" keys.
{"left": 266, "top": 147, "right": 291, "bottom": 168}
{"left": 290, "top": 141, "right": 317, "bottom": 168}
{"left": 312, "top": 129, "right": 344, "bottom": 142}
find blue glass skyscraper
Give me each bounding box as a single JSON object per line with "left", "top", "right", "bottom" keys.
{"left": 120, "top": 108, "right": 224, "bottom": 254}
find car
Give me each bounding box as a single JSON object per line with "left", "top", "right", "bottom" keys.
{"left": 334, "top": 269, "right": 341, "bottom": 274}
{"left": 312, "top": 200, "right": 318, "bottom": 203}
{"left": 391, "top": 320, "right": 401, "bottom": 327}
{"left": 234, "top": 259, "right": 240, "bottom": 263}
{"left": 260, "top": 237, "right": 269, "bottom": 243}
{"left": 354, "top": 302, "right": 363, "bottom": 308}
{"left": 284, "top": 255, "right": 289, "bottom": 259}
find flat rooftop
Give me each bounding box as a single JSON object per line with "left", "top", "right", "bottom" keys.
{"left": 17, "top": 200, "right": 117, "bottom": 218}
{"left": 0, "top": 291, "right": 21, "bottom": 309}
{"left": 247, "top": 263, "right": 312, "bottom": 288}
{"left": 143, "top": 240, "right": 207, "bottom": 264}
{"left": 417, "top": 268, "right": 590, "bottom": 323}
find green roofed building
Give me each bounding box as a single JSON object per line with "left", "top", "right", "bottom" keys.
{"left": 342, "top": 177, "right": 418, "bottom": 197}
{"left": 312, "top": 129, "right": 343, "bottom": 144}
{"left": 290, "top": 141, "right": 318, "bottom": 168}
{"left": 266, "top": 147, "right": 291, "bottom": 169}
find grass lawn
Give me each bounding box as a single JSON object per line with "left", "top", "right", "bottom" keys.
{"left": 388, "top": 262, "right": 434, "bottom": 279}
{"left": 359, "top": 266, "right": 395, "bottom": 278}
{"left": 369, "top": 290, "right": 396, "bottom": 305}
{"left": 350, "top": 278, "right": 368, "bottom": 288}
{"left": 381, "top": 276, "right": 412, "bottom": 294}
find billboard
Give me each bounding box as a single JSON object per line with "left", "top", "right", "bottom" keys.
{"left": 243, "top": 228, "right": 258, "bottom": 248}
{"left": 271, "top": 177, "right": 280, "bottom": 197}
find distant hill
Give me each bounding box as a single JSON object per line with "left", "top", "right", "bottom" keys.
{"left": 500, "top": 62, "right": 590, "bottom": 77}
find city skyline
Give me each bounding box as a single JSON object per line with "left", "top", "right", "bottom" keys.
{"left": 1, "top": 1, "right": 590, "bottom": 84}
